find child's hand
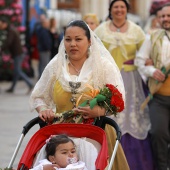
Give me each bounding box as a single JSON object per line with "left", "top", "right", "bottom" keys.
{"left": 43, "top": 164, "right": 60, "bottom": 170}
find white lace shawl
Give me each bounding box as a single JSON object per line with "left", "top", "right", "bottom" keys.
{"left": 29, "top": 28, "right": 125, "bottom": 111}
{"left": 94, "top": 20, "right": 145, "bottom": 59}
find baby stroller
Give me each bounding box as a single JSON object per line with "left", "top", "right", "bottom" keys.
{"left": 8, "top": 116, "right": 121, "bottom": 170}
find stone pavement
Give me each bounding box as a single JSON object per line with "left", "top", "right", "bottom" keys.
{"left": 0, "top": 80, "right": 39, "bottom": 169}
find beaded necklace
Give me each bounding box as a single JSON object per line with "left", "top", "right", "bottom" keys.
{"left": 112, "top": 21, "right": 126, "bottom": 32}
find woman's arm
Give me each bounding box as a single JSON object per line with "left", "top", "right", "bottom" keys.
{"left": 30, "top": 58, "right": 58, "bottom": 122}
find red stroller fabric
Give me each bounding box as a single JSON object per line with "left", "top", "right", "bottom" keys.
{"left": 18, "top": 123, "right": 108, "bottom": 170}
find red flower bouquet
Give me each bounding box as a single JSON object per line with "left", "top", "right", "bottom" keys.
{"left": 105, "top": 84, "right": 124, "bottom": 113}
{"left": 53, "top": 84, "right": 124, "bottom": 125}
{"left": 80, "top": 84, "right": 124, "bottom": 117}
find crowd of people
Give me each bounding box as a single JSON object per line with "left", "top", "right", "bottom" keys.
{"left": 1, "top": 0, "right": 170, "bottom": 169}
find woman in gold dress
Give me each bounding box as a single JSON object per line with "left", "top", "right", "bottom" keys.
{"left": 30, "top": 20, "right": 129, "bottom": 170}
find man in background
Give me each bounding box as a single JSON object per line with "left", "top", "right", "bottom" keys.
{"left": 35, "top": 14, "right": 52, "bottom": 79}
{"left": 135, "top": 3, "right": 170, "bottom": 170}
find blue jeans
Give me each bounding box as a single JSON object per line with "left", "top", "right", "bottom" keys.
{"left": 10, "top": 54, "right": 33, "bottom": 90}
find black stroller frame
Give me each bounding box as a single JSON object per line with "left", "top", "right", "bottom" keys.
{"left": 8, "top": 116, "right": 121, "bottom": 170}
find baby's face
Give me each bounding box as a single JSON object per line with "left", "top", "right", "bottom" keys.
{"left": 53, "top": 141, "right": 78, "bottom": 168}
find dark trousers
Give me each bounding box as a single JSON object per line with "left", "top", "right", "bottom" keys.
{"left": 149, "top": 94, "right": 170, "bottom": 170}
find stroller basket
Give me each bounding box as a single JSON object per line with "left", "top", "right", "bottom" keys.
{"left": 8, "top": 116, "right": 121, "bottom": 170}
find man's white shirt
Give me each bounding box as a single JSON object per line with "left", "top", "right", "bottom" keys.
{"left": 135, "top": 33, "right": 170, "bottom": 82}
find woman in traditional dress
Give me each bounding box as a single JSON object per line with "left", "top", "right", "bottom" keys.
{"left": 95, "top": 0, "right": 155, "bottom": 169}
{"left": 30, "top": 20, "right": 129, "bottom": 170}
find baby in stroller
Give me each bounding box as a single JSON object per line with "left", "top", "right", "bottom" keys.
{"left": 30, "top": 134, "right": 87, "bottom": 170}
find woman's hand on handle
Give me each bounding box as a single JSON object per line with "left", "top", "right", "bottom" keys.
{"left": 36, "top": 106, "right": 55, "bottom": 123}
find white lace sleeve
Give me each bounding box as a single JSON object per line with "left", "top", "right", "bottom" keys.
{"left": 29, "top": 57, "right": 60, "bottom": 111}
{"left": 102, "top": 58, "right": 125, "bottom": 101}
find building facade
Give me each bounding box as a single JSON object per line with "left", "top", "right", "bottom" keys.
{"left": 49, "top": 0, "right": 153, "bottom": 24}
{"left": 34, "top": 0, "right": 153, "bottom": 31}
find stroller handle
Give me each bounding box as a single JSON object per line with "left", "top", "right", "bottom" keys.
{"left": 95, "top": 116, "right": 121, "bottom": 141}
{"left": 22, "top": 117, "right": 47, "bottom": 136}
{"left": 8, "top": 117, "right": 46, "bottom": 169}
{"left": 22, "top": 116, "right": 121, "bottom": 140}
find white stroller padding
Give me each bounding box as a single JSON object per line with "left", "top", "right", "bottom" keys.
{"left": 33, "top": 137, "right": 101, "bottom": 170}
{"left": 31, "top": 159, "right": 87, "bottom": 170}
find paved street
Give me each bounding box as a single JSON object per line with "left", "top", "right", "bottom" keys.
{"left": 0, "top": 80, "right": 38, "bottom": 169}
